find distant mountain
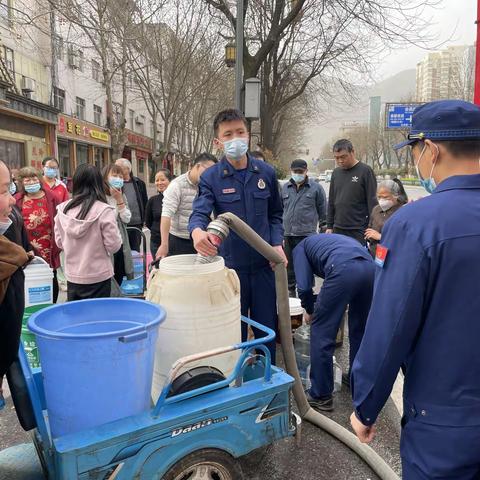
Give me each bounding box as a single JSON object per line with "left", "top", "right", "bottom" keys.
{"left": 305, "top": 69, "right": 416, "bottom": 155}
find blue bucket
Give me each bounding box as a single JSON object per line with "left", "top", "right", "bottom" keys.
{"left": 28, "top": 298, "right": 165, "bottom": 438}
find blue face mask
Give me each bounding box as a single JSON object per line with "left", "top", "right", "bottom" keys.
{"left": 25, "top": 183, "right": 41, "bottom": 194}
{"left": 9, "top": 182, "right": 16, "bottom": 195}
{"left": 109, "top": 177, "right": 124, "bottom": 189}
{"left": 44, "top": 167, "right": 58, "bottom": 178}
{"left": 291, "top": 173, "right": 305, "bottom": 183}
{"left": 223, "top": 137, "right": 249, "bottom": 161}
{"left": 415, "top": 144, "right": 437, "bottom": 194}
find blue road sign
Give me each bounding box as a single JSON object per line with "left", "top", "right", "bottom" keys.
{"left": 386, "top": 103, "right": 422, "bottom": 129}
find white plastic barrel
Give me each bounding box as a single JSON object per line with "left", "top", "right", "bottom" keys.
{"left": 146, "top": 254, "right": 241, "bottom": 399}
{"left": 24, "top": 256, "right": 53, "bottom": 307}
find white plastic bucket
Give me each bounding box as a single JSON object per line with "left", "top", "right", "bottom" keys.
{"left": 289, "top": 297, "right": 304, "bottom": 330}
{"left": 146, "top": 254, "right": 241, "bottom": 399}
{"left": 24, "top": 256, "right": 53, "bottom": 307}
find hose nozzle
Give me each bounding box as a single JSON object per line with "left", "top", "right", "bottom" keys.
{"left": 206, "top": 218, "right": 230, "bottom": 247}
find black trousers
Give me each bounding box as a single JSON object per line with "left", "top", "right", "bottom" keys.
{"left": 127, "top": 225, "right": 143, "bottom": 252}
{"left": 168, "top": 234, "right": 196, "bottom": 256}
{"left": 284, "top": 235, "right": 307, "bottom": 291}
{"left": 333, "top": 227, "right": 366, "bottom": 246}
{"left": 113, "top": 249, "right": 126, "bottom": 286}
{"left": 67, "top": 278, "right": 111, "bottom": 302}
{"left": 52, "top": 269, "right": 59, "bottom": 303}
{"left": 150, "top": 237, "right": 160, "bottom": 260}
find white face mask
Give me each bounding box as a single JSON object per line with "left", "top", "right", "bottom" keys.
{"left": 378, "top": 199, "right": 394, "bottom": 212}
{"left": 0, "top": 217, "right": 12, "bottom": 235}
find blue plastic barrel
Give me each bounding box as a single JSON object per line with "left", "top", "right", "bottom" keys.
{"left": 28, "top": 298, "right": 165, "bottom": 438}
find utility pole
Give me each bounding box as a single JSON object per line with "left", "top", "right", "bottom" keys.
{"left": 235, "top": 0, "right": 244, "bottom": 110}
{"left": 474, "top": 0, "right": 480, "bottom": 105}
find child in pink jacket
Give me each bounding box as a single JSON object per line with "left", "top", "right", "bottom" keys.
{"left": 55, "top": 164, "right": 121, "bottom": 301}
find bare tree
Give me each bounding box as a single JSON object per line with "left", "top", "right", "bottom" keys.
{"left": 204, "top": 0, "right": 442, "bottom": 157}
{"left": 49, "top": 0, "right": 163, "bottom": 158}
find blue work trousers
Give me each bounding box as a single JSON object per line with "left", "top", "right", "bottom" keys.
{"left": 237, "top": 266, "right": 278, "bottom": 365}
{"left": 401, "top": 418, "right": 480, "bottom": 479}
{"left": 310, "top": 258, "right": 374, "bottom": 398}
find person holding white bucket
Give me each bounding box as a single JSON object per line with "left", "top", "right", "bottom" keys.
{"left": 55, "top": 164, "right": 122, "bottom": 301}
{"left": 0, "top": 160, "right": 31, "bottom": 410}
{"left": 15, "top": 167, "right": 61, "bottom": 303}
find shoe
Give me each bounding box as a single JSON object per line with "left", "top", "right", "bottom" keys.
{"left": 305, "top": 391, "right": 334, "bottom": 412}
{"left": 342, "top": 372, "right": 351, "bottom": 388}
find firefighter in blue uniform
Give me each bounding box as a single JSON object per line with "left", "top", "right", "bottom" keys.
{"left": 189, "top": 109, "right": 286, "bottom": 363}
{"left": 350, "top": 100, "right": 480, "bottom": 479}
{"left": 293, "top": 234, "right": 375, "bottom": 412}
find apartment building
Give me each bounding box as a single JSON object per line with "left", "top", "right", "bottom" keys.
{"left": 0, "top": 0, "right": 167, "bottom": 183}
{"left": 0, "top": 0, "right": 57, "bottom": 172}
{"left": 416, "top": 45, "right": 475, "bottom": 102}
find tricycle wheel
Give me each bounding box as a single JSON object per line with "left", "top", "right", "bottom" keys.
{"left": 163, "top": 449, "right": 243, "bottom": 480}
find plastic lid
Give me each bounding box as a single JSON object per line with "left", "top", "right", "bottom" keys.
{"left": 158, "top": 254, "right": 225, "bottom": 276}
{"left": 289, "top": 297, "right": 304, "bottom": 316}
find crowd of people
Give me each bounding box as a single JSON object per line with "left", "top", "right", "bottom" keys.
{"left": 1, "top": 99, "right": 480, "bottom": 479}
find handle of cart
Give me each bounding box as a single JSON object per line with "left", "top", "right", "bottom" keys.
{"left": 152, "top": 315, "right": 275, "bottom": 416}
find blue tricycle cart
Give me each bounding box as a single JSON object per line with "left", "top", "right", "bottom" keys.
{"left": 1, "top": 316, "right": 298, "bottom": 480}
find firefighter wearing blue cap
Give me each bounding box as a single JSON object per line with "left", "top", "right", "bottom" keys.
{"left": 350, "top": 100, "right": 480, "bottom": 479}
{"left": 189, "top": 109, "right": 286, "bottom": 363}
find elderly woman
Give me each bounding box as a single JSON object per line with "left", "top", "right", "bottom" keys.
{"left": 365, "top": 178, "right": 408, "bottom": 257}
{"left": 15, "top": 166, "right": 60, "bottom": 302}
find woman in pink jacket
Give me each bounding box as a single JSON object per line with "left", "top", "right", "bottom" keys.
{"left": 55, "top": 164, "right": 121, "bottom": 301}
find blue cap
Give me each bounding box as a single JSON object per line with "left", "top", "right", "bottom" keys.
{"left": 393, "top": 100, "right": 480, "bottom": 150}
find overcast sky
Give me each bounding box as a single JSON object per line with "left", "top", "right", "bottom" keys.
{"left": 378, "top": 0, "right": 477, "bottom": 79}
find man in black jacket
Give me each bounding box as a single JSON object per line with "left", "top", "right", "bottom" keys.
{"left": 326, "top": 139, "right": 378, "bottom": 245}
{"left": 115, "top": 158, "right": 149, "bottom": 251}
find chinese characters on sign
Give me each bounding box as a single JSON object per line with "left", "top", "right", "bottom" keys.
{"left": 58, "top": 115, "right": 110, "bottom": 144}
{"left": 126, "top": 131, "right": 153, "bottom": 152}
{"left": 385, "top": 103, "right": 423, "bottom": 129}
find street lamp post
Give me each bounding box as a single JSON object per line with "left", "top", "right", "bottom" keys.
{"left": 235, "top": 0, "right": 244, "bottom": 110}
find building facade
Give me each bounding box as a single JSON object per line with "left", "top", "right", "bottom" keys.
{"left": 0, "top": 0, "right": 170, "bottom": 185}
{"left": 416, "top": 45, "right": 475, "bottom": 103}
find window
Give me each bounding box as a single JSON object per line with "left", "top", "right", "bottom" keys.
{"left": 78, "top": 50, "right": 84, "bottom": 72}
{"left": 0, "top": 0, "right": 12, "bottom": 24}
{"left": 93, "top": 104, "right": 102, "bottom": 125}
{"left": 137, "top": 115, "right": 145, "bottom": 135}
{"left": 129, "top": 109, "right": 134, "bottom": 130}
{"left": 3, "top": 46, "right": 14, "bottom": 75}
{"left": 150, "top": 120, "right": 155, "bottom": 138}
{"left": 75, "top": 96, "right": 85, "bottom": 120}
{"left": 55, "top": 35, "right": 64, "bottom": 61}
{"left": 92, "top": 59, "right": 100, "bottom": 82}
{"left": 53, "top": 87, "right": 65, "bottom": 112}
